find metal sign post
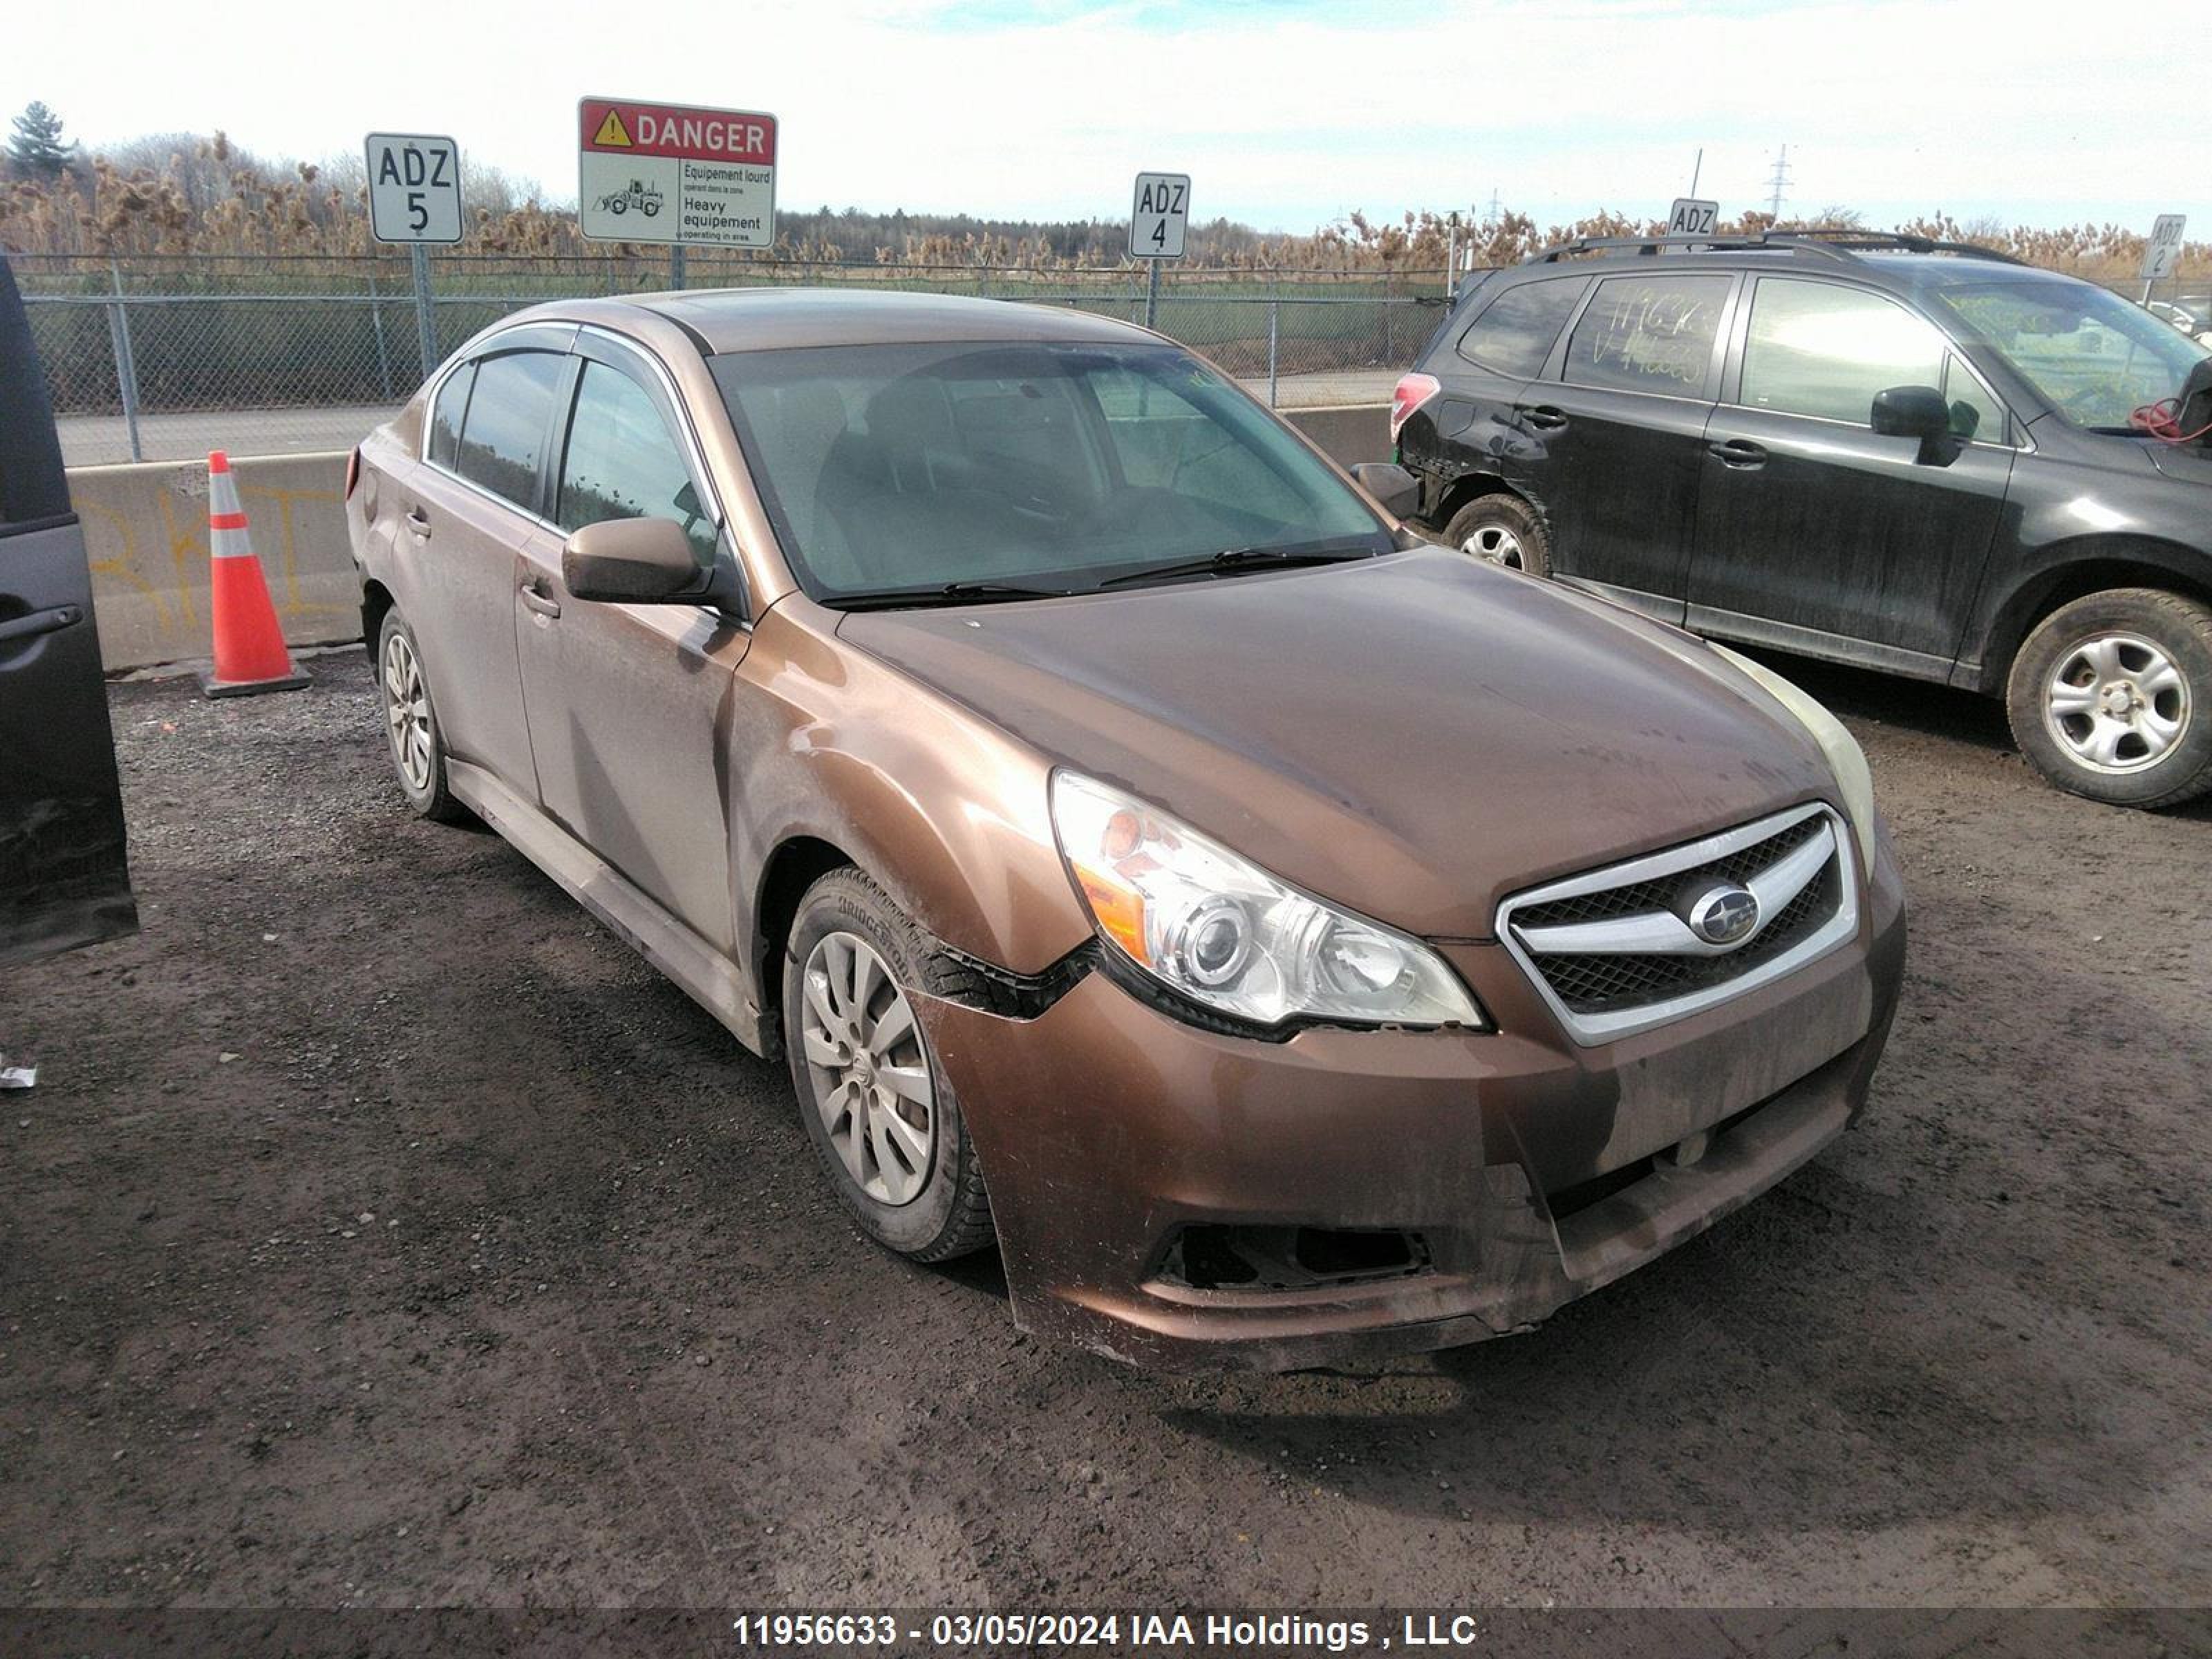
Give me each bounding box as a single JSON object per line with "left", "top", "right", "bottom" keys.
{"left": 364, "top": 133, "right": 464, "bottom": 377}
{"left": 1130, "top": 171, "right": 1190, "bottom": 332}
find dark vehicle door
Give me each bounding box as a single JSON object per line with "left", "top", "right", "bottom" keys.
{"left": 1508, "top": 270, "right": 1738, "bottom": 620}
{"left": 0, "top": 258, "right": 138, "bottom": 968}
{"left": 1689, "top": 274, "right": 2017, "bottom": 673}
{"left": 1410, "top": 272, "right": 1588, "bottom": 501}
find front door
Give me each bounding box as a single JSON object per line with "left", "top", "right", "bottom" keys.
{"left": 1511, "top": 270, "right": 1738, "bottom": 619}
{"left": 0, "top": 256, "right": 138, "bottom": 967}
{"left": 1689, "top": 275, "right": 2017, "bottom": 673}
{"left": 514, "top": 338, "right": 749, "bottom": 955}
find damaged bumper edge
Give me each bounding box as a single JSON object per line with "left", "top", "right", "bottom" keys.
{"left": 918, "top": 832, "right": 1906, "bottom": 1373}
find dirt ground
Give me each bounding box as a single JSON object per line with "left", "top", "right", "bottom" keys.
{"left": 2, "top": 647, "right": 2207, "bottom": 1629}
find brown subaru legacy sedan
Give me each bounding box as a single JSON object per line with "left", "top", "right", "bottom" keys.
{"left": 346, "top": 289, "right": 1904, "bottom": 1370}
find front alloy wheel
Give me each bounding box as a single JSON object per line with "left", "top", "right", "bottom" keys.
{"left": 798, "top": 930, "right": 935, "bottom": 1207}
{"left": 2007, "top": 588, "right": 2212, "bottom": 809}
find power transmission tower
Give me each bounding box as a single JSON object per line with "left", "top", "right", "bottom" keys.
{"left": 1765, "top": 144, "right": 1792, "bottom": 220}
{"left": 1485, "top": 187, "right": 1501, "bottom": 226}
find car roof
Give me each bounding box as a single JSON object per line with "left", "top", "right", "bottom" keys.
{"left": 601, "top": 287, "right": 1161, "bottom": 355}
{"left": 1504, "top": 241, "right": 2091, "bottom": 298}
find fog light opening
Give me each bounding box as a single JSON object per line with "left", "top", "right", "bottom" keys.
{"left": 1156, "top": 1224, "right": 1430, "bottom": 1292}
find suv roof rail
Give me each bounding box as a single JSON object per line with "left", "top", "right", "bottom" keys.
{"left": 1526, "top": 229, "right": 2029, "bottom": 268}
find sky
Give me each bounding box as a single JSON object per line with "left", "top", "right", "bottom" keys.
{"left": 7, "top": 0, "right": 2204, "bottom": 237}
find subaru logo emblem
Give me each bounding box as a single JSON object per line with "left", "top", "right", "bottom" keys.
{"left": 1686, "top": 883, "right": 1761, "bottom": 948}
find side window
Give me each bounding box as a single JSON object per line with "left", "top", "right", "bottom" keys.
{"left": 1563, "top": 274, "right": 1733, "bottom": 397}
{"left": 1943, "top": 353, "right": 2006, "bottom": 443}
{"left": 453, "top": 350, "right": 565, "bottom": 511}
{"left": 556, "top": 359, "right": 718, "bottom": 568}
{"left": 1454, "top": 277, "right": 1588, "bottom": 378}
{"left": 1738, "top": 279, "right": 1946, "bottom": 426}
{"left": 427, "top": 362, "right": 473, "bottom": 469}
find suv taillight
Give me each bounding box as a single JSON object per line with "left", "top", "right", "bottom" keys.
{"left": 1389, "top": 373, "right": 1441, "bottom": 444}
{"left": 344, "top": 447, "right": 362, "bottom": 501}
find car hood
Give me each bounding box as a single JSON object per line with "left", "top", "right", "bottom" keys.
{"left": 836, "top": 548, "right": 1838, "bottom": 938}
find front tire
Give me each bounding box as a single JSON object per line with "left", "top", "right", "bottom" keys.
{"left": 2006, "top": 588, "right": 2212, "bottom": 809}
{"left": 375, "top": 609, "right": 467, "bottom": 823}
{"left": 1441, "top": 492, "right": 1551, "bottom": 577}
{"left": 782, "top": 868, "right": 995, "bottom": 1262}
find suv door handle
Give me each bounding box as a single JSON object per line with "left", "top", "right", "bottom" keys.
{"left": 0, "top": 603, "right": 82, "bottom": 647}
{"left": 519, "top": 579, "right": 562, "bottom": 620}
{"left": 404, "top": 506, "right": 431, "bottom": 538}
{"left": 1518, "top": 404, "right": 1570, "bottom": 431}
{"left": 1707, "top": 438, "right": 1768, "bottom": 469}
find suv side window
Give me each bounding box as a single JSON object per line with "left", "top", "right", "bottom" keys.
{"left": 1738, "top": 278, "right": 1952, "bottom": 428}
{"left": 1942, "top": 353, "right": 2007, "bottom": 444}
{"left": 453, "top": 349, "right": 565, "bottom": 511}
{"left": 1562, "top": 274, "right": 1733, "bottom": 397}
{"left": 1455, "top": 277, "right": 1588, "bottom": 378}
{"left": 427, "top": 362, "right": 474, "bottom": 469}
{"left": 556, "top": 359, "right": 719, "bottom": 569}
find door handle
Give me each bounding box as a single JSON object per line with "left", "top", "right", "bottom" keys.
{"left": 404, "top": 506, "right": 431, "bottom": 538}
{"left": 0, "top": 603, "right": 82, "bottom": 647}
{"left": 1518, "top": 404, "right": 1571, "bottom": 431}
{"left": 1707, "top": 438, "right": 1768, "bottom": 469}
{"left": 519, "top": 579, "right": 562, "bottom": 620}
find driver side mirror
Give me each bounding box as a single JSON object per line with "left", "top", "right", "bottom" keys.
{"left": 562, "top": 517, "right": 704, "bottom": 604}
{"left": 1349, "top": 460, "right": 1422, "bottom": 520}
{"left": 1870, "top": 385, "right": 1961, "bottom": 466}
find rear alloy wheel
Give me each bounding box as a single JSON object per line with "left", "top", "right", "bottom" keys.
{"left": 782, "top": 868, "right": 995, "bottom": 1262}
{"left": 1441, "top": 493, "right": 1550, "bottom": 578}
{"left": 2007, "top": 588, "right": 2212, "bottom": 809}
{"left": 375, "top": 610, "right": 467, "bottom": 823}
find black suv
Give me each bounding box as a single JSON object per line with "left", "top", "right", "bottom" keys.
{"left": 1391, "top": 231, "right": 2212, "bottom": 808}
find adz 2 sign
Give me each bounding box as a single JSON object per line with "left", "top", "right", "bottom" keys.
{"left": 578, "top": 97, "right": 778, "bottom": 248}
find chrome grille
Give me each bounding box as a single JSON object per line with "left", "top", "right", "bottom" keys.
{"left": 1497, "top": 803, "right": 1859, "bottom": 1046}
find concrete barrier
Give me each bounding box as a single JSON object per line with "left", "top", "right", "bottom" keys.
{"left": 71, "top": 403, "right": 1392, "bottom": 673}
{"left": 72, "top": 452, "right": 359, "bottom": 672}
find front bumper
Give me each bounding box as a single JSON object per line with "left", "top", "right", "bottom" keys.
{"left": 918, "top": 827, "right": 1906, "bottom": 1371}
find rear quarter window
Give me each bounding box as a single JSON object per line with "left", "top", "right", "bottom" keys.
{"left": 1454, "top": 276, "right": 1589, "bottom": 379}
{"left": 427, "top": 362, "right": 474, "bottom": 469}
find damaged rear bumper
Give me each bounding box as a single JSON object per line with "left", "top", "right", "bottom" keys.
{"left": 919, "top": 828, "right": 1906, "bottom": 1372}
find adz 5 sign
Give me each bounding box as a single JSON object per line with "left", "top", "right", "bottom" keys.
{"left": 365, "top": 133, "right": 462, "bottom": 245}
{"left": 578, "top": 97, "right": 778, "bottom": 249}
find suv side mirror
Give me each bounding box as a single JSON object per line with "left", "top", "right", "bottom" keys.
{"left": 563, "top": 517, "right": 704, "bottom": 603}
{"left": 1349, "top": 461, "right": 1422, "bottom": 520}
{"left": 1870, "top": 384, "right": 1961, "bottom": 465}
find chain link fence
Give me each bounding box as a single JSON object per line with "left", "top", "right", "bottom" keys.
{"left": 12, "top": 254, "right": 1451, "bottom": 466}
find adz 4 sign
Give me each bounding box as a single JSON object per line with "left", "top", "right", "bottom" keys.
{"left": 1130, "top": 173, "right": 1190, "bottom": 260}
{"left": 365, "top": 133, "right": 462, "bottom": 244}
{"left": 578, "top": 97, "right": 778, "bottom": 248}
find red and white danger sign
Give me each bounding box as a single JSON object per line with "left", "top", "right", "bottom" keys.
{"left": 577, "top": 97, "right": 778, "bottom": 248}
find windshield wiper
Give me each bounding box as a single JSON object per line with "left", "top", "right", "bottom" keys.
{"left": 1094, "top": 539, "right": 1376, "bottom": 590}
{"left": 831, "top": 580, "right": 1073, "bottom": 611}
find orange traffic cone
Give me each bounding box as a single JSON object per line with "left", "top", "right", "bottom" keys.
{"left": 198, "top": 451, "right": 308, "bottom": 698}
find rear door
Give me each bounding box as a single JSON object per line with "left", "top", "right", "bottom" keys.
{"left": 1689, "top": 275, "right": 2017, "bottom": 673}
{"left": 1512, "top": 270, "right": 1739, "bottom": 619}
{"left": 0, "top": 257, "right": 138, "bottom": 968}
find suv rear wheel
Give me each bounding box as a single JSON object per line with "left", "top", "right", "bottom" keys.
{"left": 2006, "top": 588, "right": 2212, "bottom": 808}
{"left": 1441, "top": 493, "right": 1550, "bottom": 577}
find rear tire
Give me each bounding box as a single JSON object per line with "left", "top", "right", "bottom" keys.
{"left": 2005, "top": 588, "right": 2212, "bottom": 809}
{"left": 782, "top": 868, "right": 995, "bottom": 1263}
{"left": 375, "top": 609, "right": 468, "bottom": 824}
{"left": 1441, "top": 493, "right": 1551, "bottom": 577}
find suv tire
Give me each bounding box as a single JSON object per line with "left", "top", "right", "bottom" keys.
{"left": 1442, "top": 494, "right": 1550, "bottom": 577}
{"left": 2006, "top": 588, "right": 2212, "bottom": 809}
{"left": 782, "top": 868, "right": 996, "bottom": 1262}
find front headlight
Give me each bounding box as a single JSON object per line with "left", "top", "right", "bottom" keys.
{"left": 1713, "top": 646, "right": 1878, "bottom": 866}
{"left": 1049, "top": 771, "right": 1485, "bottom": 1031}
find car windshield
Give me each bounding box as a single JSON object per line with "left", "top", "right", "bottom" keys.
{"left": 1930, "top": 277, "right": 2211, "bottom": 431}
{"left": 711, "top": 339, "right": 1390, "bottom": 603}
